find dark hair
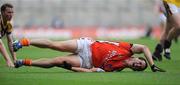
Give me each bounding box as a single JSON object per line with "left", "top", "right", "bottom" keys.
{"left": 1, "top": 3, "right": 13, "bottom": 12}
{"left": 132, "top": 57, "right": 148, "bottom": 71}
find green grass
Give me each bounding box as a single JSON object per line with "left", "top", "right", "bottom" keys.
{"left": 0, "top": 38, "right": 180, "bottom": 85}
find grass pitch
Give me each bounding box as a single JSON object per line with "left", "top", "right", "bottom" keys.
{"left": 0, "top": 38, "right": 180, "bottom": 85}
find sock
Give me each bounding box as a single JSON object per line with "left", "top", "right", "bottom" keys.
{"left": 23, "top": 59, "right": 32, "bottom": 66}
{"left": 155, "top": 43, "right": 163, "bottom": 53}
{"left": 164, "top": 40, "right": 171, "bottom": 49}
{"left": 20, "top": 38, "right": 30, "bottom": 46}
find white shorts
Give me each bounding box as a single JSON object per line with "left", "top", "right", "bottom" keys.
{"left": 159, "top": 13, "right": 167, "bottom": 23}
{"left": 76, "top": 37, "right": 94, "bottom": 69}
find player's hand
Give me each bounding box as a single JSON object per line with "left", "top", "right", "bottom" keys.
{"left": 151, "top": 65, "right": 166, "bottom": 72}
{"left": 6, "top": 61, "right": 15, "bottom": 67}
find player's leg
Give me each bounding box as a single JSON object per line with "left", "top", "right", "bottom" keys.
{"left": 30, "top": 39, "right": 78, "bottom": 53}
{"left": 164, "top": 14, "right": 180, "bottom": 59}
{"left": 163, "top": 2, "right": 180, "bottom": 56}
{"left": 172, "top": 13, "right": 180, "bottom": 43}
{"left": 152, "top": 1, "right": 169, "bottom": 61}
{"left": 15, "top": 54, "right": 81, "bottom": 70}
{"left": 161, "top": 17, "right": 174, "bottom": 60}
{"left": 153, "top": 1, "right": 179, "bottom": 61}
{"left": 173, "top": 33, "right": 179, "bottom": 43}
{"left": 152, "top": 14, "right": 168, "bottom": 61}
{"left": 13, "top": 38, "right": 78, "bottom": 53}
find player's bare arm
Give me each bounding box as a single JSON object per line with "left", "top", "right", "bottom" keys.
{"left": 131, "top": 44, "right": 154, "bottom": 66}
{"left": 71, "top": 67, "right": 105, "bottom": 72}
{"left": 7, "top": 33, "right": 16, "bottom": 62}
{"left": 131, "top": 44, "right": 166, "bottom": 72}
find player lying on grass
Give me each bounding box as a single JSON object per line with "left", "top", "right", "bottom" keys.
{"left": 153, "top": 0, "right": 180, "bottom": 61}
{"left": 13, "top": 37, "right": 165, "bottom": 72}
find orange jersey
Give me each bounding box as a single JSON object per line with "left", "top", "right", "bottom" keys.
{"left": 91, "top": 41, "right": 133, "bottom": 72}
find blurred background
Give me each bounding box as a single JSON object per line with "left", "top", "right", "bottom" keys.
{"left": 0, "top": 0, "right": 161, "bottom": 40}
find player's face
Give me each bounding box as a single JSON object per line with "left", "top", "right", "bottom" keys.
{"left": 131, "top": 58, "right": 146, "bottom": 71}
{"left": 2, "top": 7, "right": 13, "bottom": 21}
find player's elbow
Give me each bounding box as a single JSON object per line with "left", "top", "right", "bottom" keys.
{"left": 141, "top": 45, "right": 149, "bottom": 52}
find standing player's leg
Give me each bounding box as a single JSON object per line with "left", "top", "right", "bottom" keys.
{"left": 173, "top": 33, "right": 179, "bottom": 43}
{"left": 163, "top": 0, "right": 180, "bottom": 59}
{"left": 152, "top": 13, "right": 167, "bottom": 61}
{"left": 164, "top": 13, "right": 180, "bottom": 59}
{"left": 152, "top": 1, "right": 169, "bottom": 61}
{"left": 153, "top": 1, "right": 178, "bottom": 61}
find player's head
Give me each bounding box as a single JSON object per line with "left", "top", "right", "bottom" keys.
{"left": 1, "top": 3, "right": 14, "bottom": 21}
{"left": 130, "top": 57, "right": 148, "bottom": 71}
